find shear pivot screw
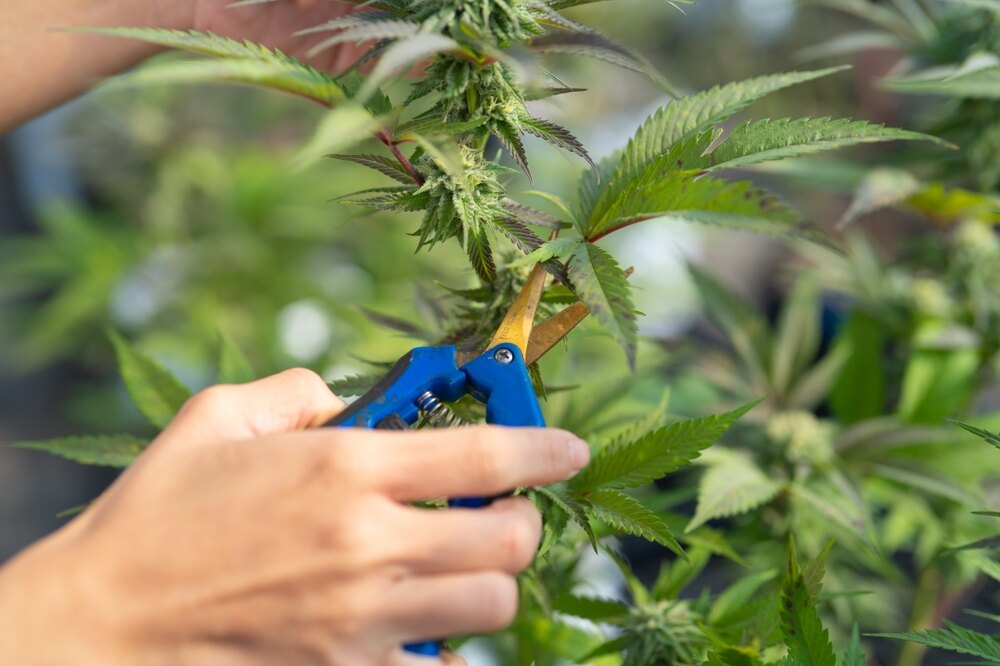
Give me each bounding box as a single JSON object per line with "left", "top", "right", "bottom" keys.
{"left": 494, "top": 348, "right": 514, "bottom": 364}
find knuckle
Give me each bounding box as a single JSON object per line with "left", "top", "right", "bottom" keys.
{"left": 180, "top": 384, "right": 236, "bottom": 418}
{"left": 280, "top": 367, "right": 328, "bottom": 393}
{"left": 316, "top": 505, "right": 382, "bottom": 567}
{"left": 499, "top": 515, "right": 539, "bottom": 571}
{"left": 477, "top": 573, "right": 518, "bottom": 630}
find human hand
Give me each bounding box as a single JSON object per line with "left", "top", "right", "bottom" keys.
{"left": 0, "top": 369, "right": 589, "bottom": 665}
{"left": 188, "top": 0, "right": 362, "bottom": 71}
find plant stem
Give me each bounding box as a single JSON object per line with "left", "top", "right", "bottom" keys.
{"left": 378, "top": 132, "right": 425, "bottom": 185}
{"left": 897, "top": 567, "right": 941, "bottom": 666}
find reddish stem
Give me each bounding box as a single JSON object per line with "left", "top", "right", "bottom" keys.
{"left": 378, "top": 131, "right": 424, "bottom": 185}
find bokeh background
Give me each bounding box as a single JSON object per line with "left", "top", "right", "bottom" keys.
{"left": 1, "top": 0, "right": 998, "bottom": 663}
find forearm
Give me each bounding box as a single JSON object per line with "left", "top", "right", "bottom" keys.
{"left": 0, "top": 0, "right": 191, "bottom": 133}
{"left": 0, "top": 530, "right": 113, "bottom": 664}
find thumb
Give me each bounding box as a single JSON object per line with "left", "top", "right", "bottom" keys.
{"left": 160, "top": 368, "right": 346, "bottom": 448}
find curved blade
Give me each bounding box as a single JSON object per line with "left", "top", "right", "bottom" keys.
{"left": 525, "top": 301, "right": 589, "bottom": 365}
{"left": 484, "top": 264, "right": 547, "bottom": 355}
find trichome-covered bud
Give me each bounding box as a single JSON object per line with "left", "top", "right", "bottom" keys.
{"left": 767, "top": 410, "right": 835, "bottom": 466}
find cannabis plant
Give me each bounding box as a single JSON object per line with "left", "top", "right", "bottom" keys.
{"left": 672, "top": 258, "right": 999, "bottom": 640}
{"left": 874, "top": 421, "right": 1000, "bottom": 665}
{"left": 5, "top": 0, "right": 973, "bottom": 663}
{"left": 801, "top": 0, "right": 1000, "bottom": 227}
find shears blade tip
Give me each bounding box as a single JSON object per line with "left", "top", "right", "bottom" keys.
{"left": 484, "top": 263, "right": 548, "bottom": 356}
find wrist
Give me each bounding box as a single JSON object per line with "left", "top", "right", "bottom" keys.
{"left": 0, "top": 529, "right": 124, "bottom": 665}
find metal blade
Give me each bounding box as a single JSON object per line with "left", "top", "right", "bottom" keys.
{"left": 522, "top": 266, "right": 633, "bottom": 366}
{"left": 484, "top": 264, "right": 547, "bottom": 355}
{"left": 524, "top": 301, "right": 589, "bottom": 365}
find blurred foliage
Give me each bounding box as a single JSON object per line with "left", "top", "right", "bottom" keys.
{"left": 1, "top": 1, "right": 999, "bottom": 665}
{"left": 799, "top": 0, "right": 1000, "bottom": 227}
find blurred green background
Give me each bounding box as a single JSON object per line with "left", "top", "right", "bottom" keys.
{"left": 1, "top": 1, "right": 998, "bottom": 663}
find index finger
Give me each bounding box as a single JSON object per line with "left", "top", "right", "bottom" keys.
{"left": 329, "top": 426, "right": 590, "bottom": 501}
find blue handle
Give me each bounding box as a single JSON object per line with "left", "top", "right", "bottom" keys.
{"left": 326, "top": 344, "right": 545, "bottom": 659}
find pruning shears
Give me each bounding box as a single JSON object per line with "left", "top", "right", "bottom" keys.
{"left": 324, "top": 262, "right": 589, "bottom": 657}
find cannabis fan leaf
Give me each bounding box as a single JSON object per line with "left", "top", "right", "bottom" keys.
{"left": 571, "top": 401, "right": 758, "bottom": 492}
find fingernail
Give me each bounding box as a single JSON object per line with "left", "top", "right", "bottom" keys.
{"left": 568, "top": 437, "right": 590, "bottom": 471}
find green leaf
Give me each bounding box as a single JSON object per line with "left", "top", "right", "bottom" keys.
{"left": 395, "top": 115, "right": 489, "bottom": 141}
{"left": 897, "top": 326, "right": 980, "bottom": 424}
{"left": 687, "top": 451, "right": 782, "bottom": 532}
{"left": 830, "top": 311, "right": 886, "bottom": 423}
{"left": 7, "top": 434, "right": 147, "bottom": 468}
{"left": 771, "top": 276, "right": 821, "bottom": 396}
{"left": 115, "top": 59, "right": 345, "bottom": 106}
{"left": 882, "top": 64, "right": 1000, "bottom": 99}
{"left": 330, "top": 153, "right": 414, "bottom": 183}
{"left": 493, "top": 121, "right": 531, "bottom": 177}
{"left": 537, "top": 485, "right": 598, "bottom": 551}
{"left": 302, "top": 19, "right": 421, "bottom": 57}
{"left": 705, "top": 649, "right": 765, "bottom": 666}
{"left": 586, "top": 169, "right": 804, "bottom": 242}
{"left": 501, "top": 200, "right": 564, "bottom": 229}
{"left": 529, "top": 29, "right": 667, "bottom": 87}
{"left": 360, "top": 33, "right": 459, "bottom": 98}
{"left": 84, "top": 27, "right": 301, "bottom": 60}
{"left": 688, "top": 264, "right": 773, "bottom": 390}
{"left": 871, "top": 623, "right": 1000, "bottom": 662}
{"left": 109, "top": 331, "right": 191, "bottom": 430}
{"left": 552, "top": 594, "right": 630, "bottom": 622}
{"left": 521, "top": 116, "right": 596, "bottom": 171}
{"left": 952, "top": 420, "right": 1000, "bottom": 451}
{"left": 293, "top": 106, "right": 385, "bottom": 169}
{"left": 781, "top": 542, "right": 837, "bottom": 666}
{"left": 802, "top": 541, "right": 833, "bottom": 598}
{"left": 787, "top": 343, "right": 853, "bottom": 411}
{"left": 218, "top": 331, "right": 254, "bottom": 384}
{"left": 792, "top": 480, "right": 881, "bottom": 553}
{"left": 836, "top": 168, "right": 922, "bottom": 228}
{"left": 90, "top": 29, "right": 345, "bottom": 105}
{"left": 796, "top": 31, "right": 906, "bottom": 62}
{"left": 708, "top": 569, "right": 779, "bottom": 625}
{"left": 510, "top": 238, "right": 580, "bottom": 267}
{"left": 840, "top": 622, "right": 866, "bottom": 666}
{"left": 328, "top": 373, "right": 383, "bottom": 398}
{"left": 571, "top": 401, "right": 758, "bottom": 492}
{"left": 652, "top": 547, "right": 710, "bottom": 600}
{"left": 462, "top": 225, "right": 497, "bottom": 283}
{"left": 588, "top": 488, "right": 685, "bottom": 558}
{"left": 533, "top": 488, "right": 569, "bottom": 558}
{"left": 578, "top": 636, "right": 632, "bottom": 662}
{"left": 706, "top": 117, "right": 950, "bottom": 172}
{"left": 804, "top": 0, "right": 922, "bottom": 38}
{"left": 567, "top": 242, "right": 637, "bottom": 368}
{"left": 612, "top": 67, "right": 847, "bottom": 193}
{"left": 297, "top": 10, "right": 400, "bottom": 35}
{"left": 493, "top": 217, "right": 545, "bottom": 256}
{"left": 871, "top": 463, "right": 982, "bottom": 505}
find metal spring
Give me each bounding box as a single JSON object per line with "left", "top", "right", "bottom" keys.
{"left": 416, "top": 391, "right": 467, "bottom": 428}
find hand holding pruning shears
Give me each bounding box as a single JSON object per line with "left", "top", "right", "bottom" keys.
{"left": 0, "top": 262, "right": 592, "bottom": 666}
{"left": 328, "top": 262, "right": 590, "bottom": 656}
